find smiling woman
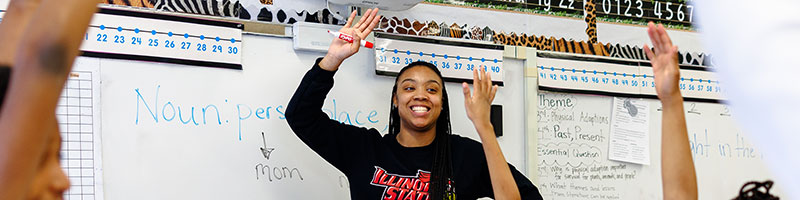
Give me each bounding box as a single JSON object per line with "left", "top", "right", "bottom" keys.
{"left": 283, "top": 8, "right": 543, "bottom": 200}
{"left": 391, "top": 61, "right": 445, "bottom": 147}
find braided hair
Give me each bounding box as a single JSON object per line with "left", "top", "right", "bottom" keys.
{"left": 388, "top": 61, "right": 455, "bottom": 200}
{"left": 734, "top": 180, "right": 779, "bottom": 200}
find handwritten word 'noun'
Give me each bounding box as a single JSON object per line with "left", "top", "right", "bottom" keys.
{"left": 135, "top": 85, "right": 222, "bottom": 126}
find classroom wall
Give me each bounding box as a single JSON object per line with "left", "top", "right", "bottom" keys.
{"left": 6, "top": 0, "right": 767, "bottom": 199}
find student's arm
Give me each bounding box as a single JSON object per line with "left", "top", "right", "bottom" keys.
{"left": 643, "top": 22, "right": 698, "bottom": 200}
{"left": 0, "top": 0, "right": 43, "bottom": 66}
{"left": 462, "top": 67, "right": 520, "bottom": 200}
{"left": 0, "top": 1, "right": 99, "bottom": 199}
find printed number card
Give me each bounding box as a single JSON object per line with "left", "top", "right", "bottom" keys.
{"left": 81, "top": 8, "right": 243, "bottom": 69}
{"left": 374, "top": 32, "right": 505, "bottom": 85}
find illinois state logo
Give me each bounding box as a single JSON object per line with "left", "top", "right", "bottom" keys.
{"left": 370, "top": 166, "right": 431, "bottom": 200}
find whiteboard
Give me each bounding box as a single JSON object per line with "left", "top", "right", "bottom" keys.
{"left": 83, "top": 32, "right": 529, "bottom": 199}
{"left": 533, "top": 82, "right": 782, "bottom": 199}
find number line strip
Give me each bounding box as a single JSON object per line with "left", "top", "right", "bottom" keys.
{"left": 538, "top": 65, "right": 719, "bottom": 84}
{"left": 377, "top": 48, "right": 503, "bottom": 64}
{"left": 89, "top": 25, "right": 242, "bottom": 43}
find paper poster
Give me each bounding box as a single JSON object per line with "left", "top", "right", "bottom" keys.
{"left": 57, "top": 59, "right": 104, "bottom": 200}
{"left": 608, "top": 97, "right": 650, "bottom": 165}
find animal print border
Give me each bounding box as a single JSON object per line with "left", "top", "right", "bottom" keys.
{"left": 98, "top": 1, "right": 713, "bottom": 66}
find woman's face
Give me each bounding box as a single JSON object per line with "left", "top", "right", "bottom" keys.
{"left": 394, "top": 66, "right": 444, "bottom": 133}
{"left": 27, "top": 131, "right": 70, "bottom": 200}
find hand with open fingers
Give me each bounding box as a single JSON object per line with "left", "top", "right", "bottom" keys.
{"left": 463, "top": 65, "right": 498, "bottom": 130}
{"left": 644, "top": 22, "right": 682, "bottom": 104}
{"left": 319, "top": 8, "right": 381, "bottom": 71}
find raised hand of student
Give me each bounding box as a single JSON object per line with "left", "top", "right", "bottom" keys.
{"left": 462, "top": 66, "right": 498, "bottom": 130}
{"left": 644, "top": 22, "right": 698, "bottom": 200}
{"left": 644, "top": 22, "right": 681, "bottom": 105}
{"left": 319, "top": 8, "right": 381, "bottom": 71}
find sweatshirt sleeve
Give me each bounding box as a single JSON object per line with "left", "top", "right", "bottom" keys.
{"left": 510, "top": 164, "right": 544, "bottom": 200}
{"left": 285, "top": 57, "right": 381, "bottom": 175}
{"left": 472, "top": 163, "right": 544, "bottom": 200}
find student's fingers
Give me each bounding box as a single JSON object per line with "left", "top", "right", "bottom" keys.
{"left": 645, "top": 45, "right": 662, "bottom": 73}
{"left": 358, "top": 8, "right": 377, "bottom": 33}
{"left": 647, "top": 22, "right": 662, "bottom": 55}
{"left": 352, "top": 8, "right": 370, "bottom": 30}
{"left": 362, "top": 14, "right": 382, "bottom": 36}
{"left": 657, "top": 24, "right": 673, "bottom": 47}
{"left": 472, "top": 66, "right": 481, "bottom": 92}
{"left": 489, "top": 85, "right": 498, "bottom": 103}
{"left": 462, "top": 82, "right": 472, "bottom": 101}
{"left": 649, "top": 22, "right": 666, "bottom": 54}
{"left": 350, "top": 30, "right": 362, "bottom": 53}
{"left": 343, "top": 10, "right": 357, "bottom": 29}
{"left": 356, "top": 9, "right": 372, "bottom": 32}
{"left": 655, "top": 24, "right": 671, "bottom": 54}
{"left": 479, "top": 66, "right": 486, "bottom": 93}
{"left": 484, "top": 67, "right": 492, "bottom": 95}
{"left": 671, "top": 46, "right": 680, "bottom": 72}
{"left": 644, "top": 44, "right": 655, "bottom": 61}
{"left": 670, "top": 45, "right": 680, "bottom": 68}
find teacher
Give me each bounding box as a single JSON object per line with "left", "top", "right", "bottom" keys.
{"left": 285, "top": 8, "right": 542, "bottom": 200}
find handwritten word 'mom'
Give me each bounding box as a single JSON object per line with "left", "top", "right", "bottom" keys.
{"left": 255, "top": 163, "right": 303, "bottom": 182}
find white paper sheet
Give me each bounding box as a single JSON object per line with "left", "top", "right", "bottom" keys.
{"left": 608, "top": 97, "right": 650, "bottom": 165}
{"left": 57, "top": 59, "right": 103, "bottom": 200}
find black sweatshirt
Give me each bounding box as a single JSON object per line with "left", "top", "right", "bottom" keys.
{"left": 286, "top": 58, "right": 543, "bottom": 200}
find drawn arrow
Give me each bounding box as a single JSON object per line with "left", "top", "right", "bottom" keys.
{"left": 260, "top": 132, "right": 275, "bottom": 160}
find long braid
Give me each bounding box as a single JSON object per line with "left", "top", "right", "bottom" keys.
{"left": 431, "top": 96, "right": 453, "bottom": 200}
{"left": 389, "top": 61, "right": 454, "bottom": 200}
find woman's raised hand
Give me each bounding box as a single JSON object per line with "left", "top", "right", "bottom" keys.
{"left": 319, "top": 8, "right": 381, "bottom": 71}
{"left": 462, "top": 66, "right": 498, "bottom": 130}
